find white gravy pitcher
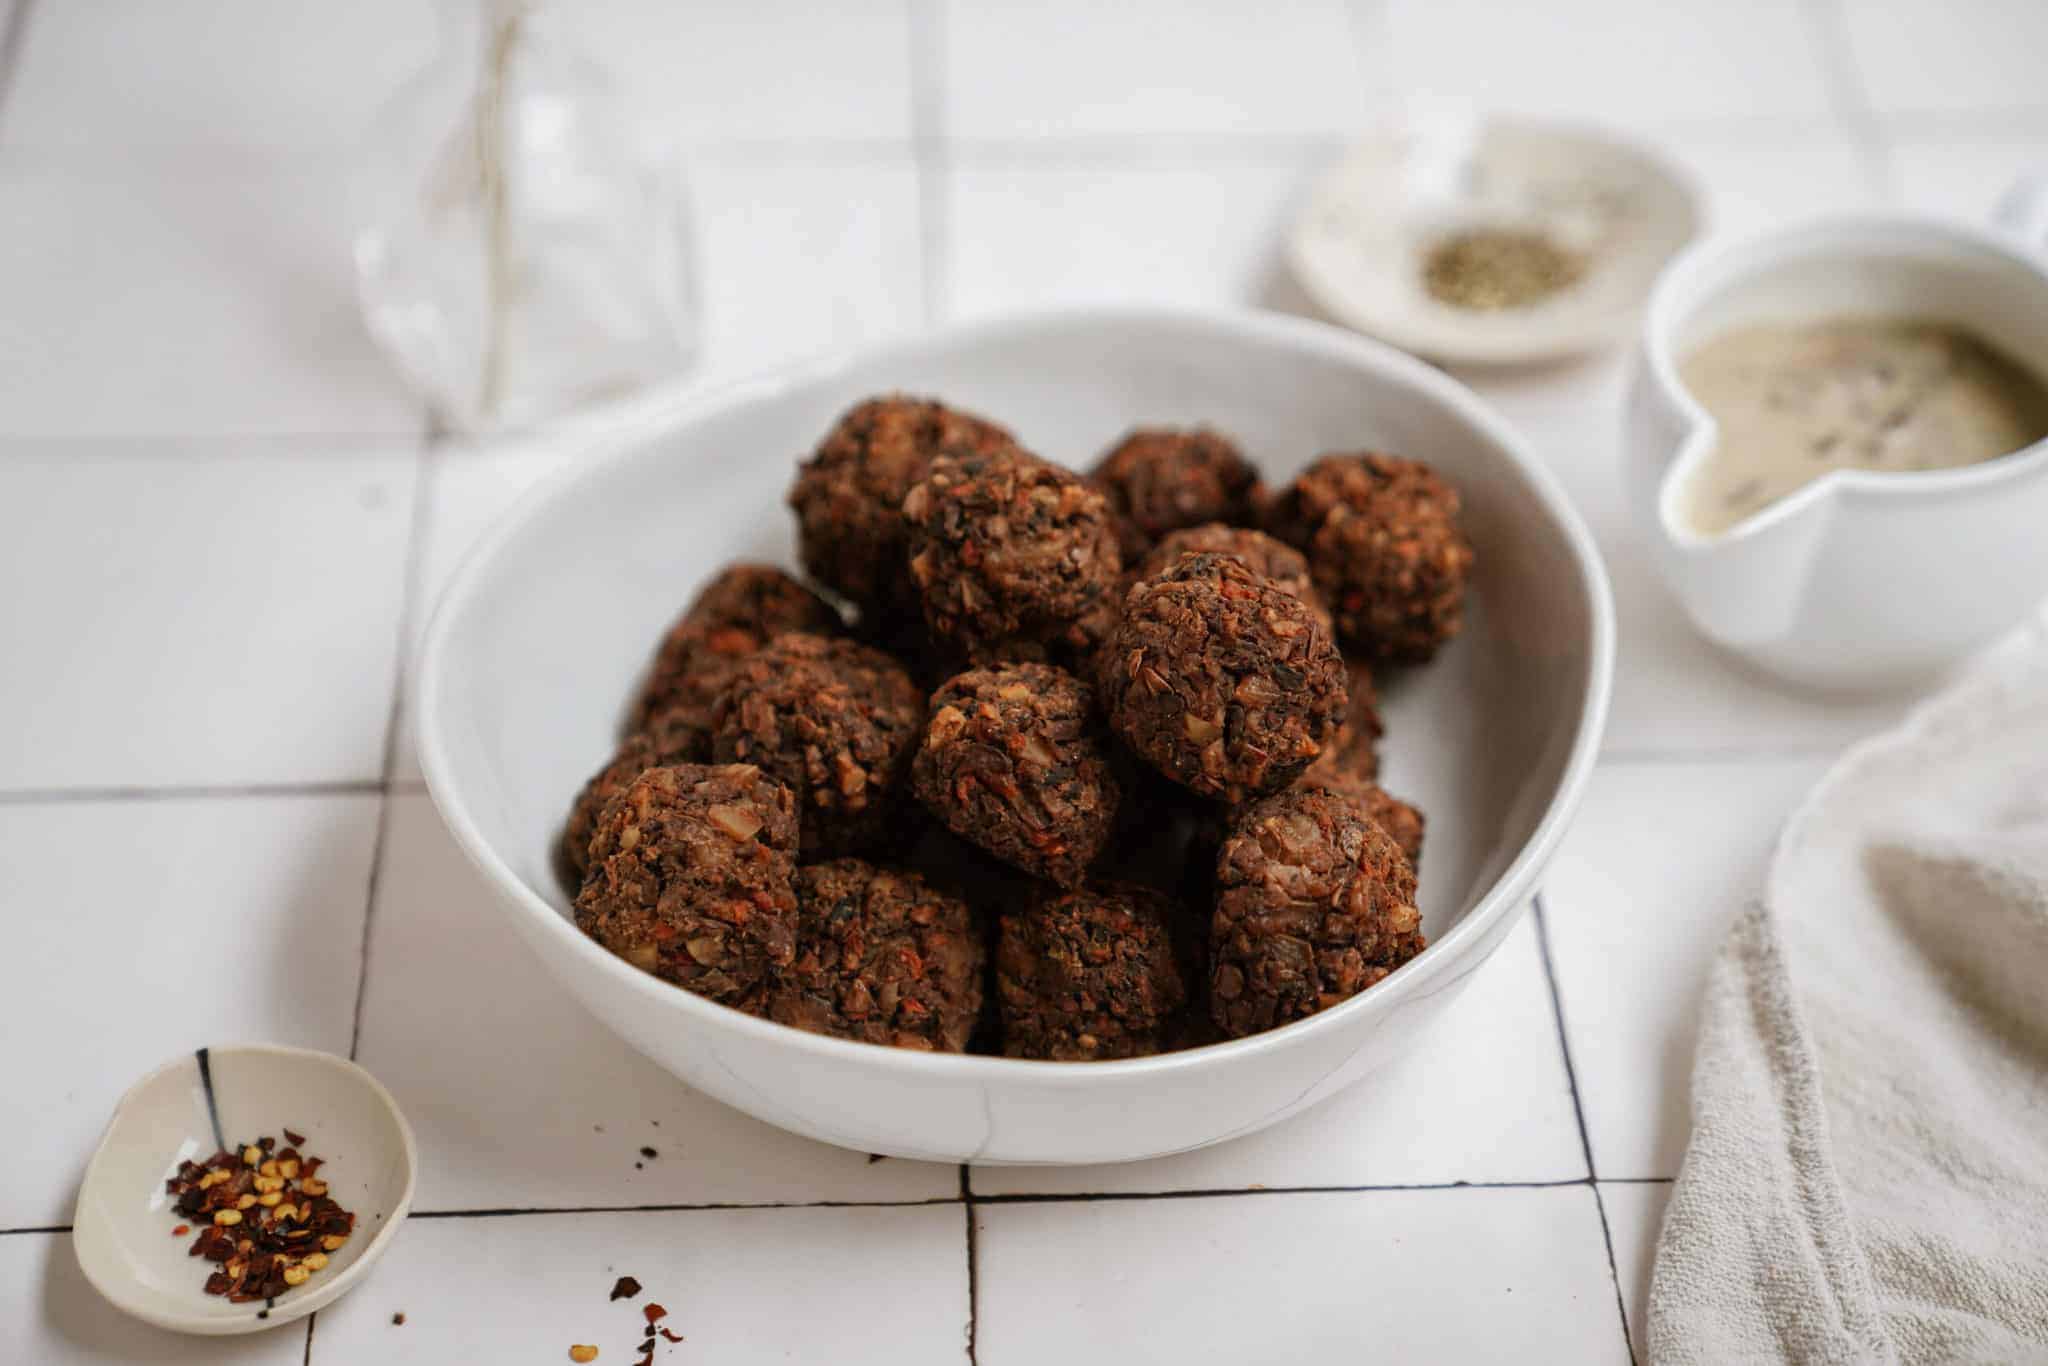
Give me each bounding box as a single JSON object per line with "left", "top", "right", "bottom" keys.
{"left": 1626, "top": 179, "right": 2048, "bottom": 691}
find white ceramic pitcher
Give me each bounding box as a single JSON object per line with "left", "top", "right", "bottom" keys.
{"left": 1626, "top": 178, "right": 2048, "bottom": 692}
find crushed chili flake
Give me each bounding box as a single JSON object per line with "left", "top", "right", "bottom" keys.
{"left": 609, "top": 1276, "right": 642, "bottom": 1302}
{"left": 658, "top": 1329, "right": 684, "bottom": 1343}
{"left": 643, "top": 1303, "right": 668, "bottom": 1325}
{"left": 283, "top": 1128, "right": 306, "bottom": 1147}
{"left": 161, "top": 1131, "right": 356, "bottom": 1304}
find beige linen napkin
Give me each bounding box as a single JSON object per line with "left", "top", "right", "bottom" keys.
{"left": 1649, "top": 630, "right": 2048, "bottom": 1364}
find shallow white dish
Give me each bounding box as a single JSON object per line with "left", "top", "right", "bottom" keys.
{"left": 1628, "top": 193, "right": 2048, "bottom": 692}
{"left": 416, "top": 306, "right": 1613, "bottom": 1165}
{"left": 1291, "top": 114, "right": 1702, "bottom": 365}
{"left": 73, "top": 1045, "right": 416, "bottom": 1335}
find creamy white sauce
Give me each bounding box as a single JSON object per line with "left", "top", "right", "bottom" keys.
{"left": 1679, "top": 317, "right": 2048, "bottom": 535}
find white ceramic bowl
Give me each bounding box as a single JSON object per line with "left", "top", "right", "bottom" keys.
{"left": 1290, "top": 114, "right": 1703, "bottom": 365}
{"left": 417, "top": 307, "right": 1613, "bottom": 1165}
{"left": 73, "top": 1045, "right": 416, "bottom": 1335}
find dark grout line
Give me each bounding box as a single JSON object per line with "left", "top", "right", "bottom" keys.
{"left": 347, "top": 419, "right": 440, "bottom": 1061}
{"left": 0, "top": 779, "right": 387, "bottom": 806}
{"left": 1599, "top": 1176, "right": 1677, "bottom": 1186}
{"left": 0, "top": 0, "right": 39, "bottom": 136}
{"left": 401, "top": 1176, "right": 1620, "bottom": 1225}
{"left": 907, "top": 0, "right": 949, "bottom": 326}
{"left": 959, "top": 1166, "right": 980, "bottom": 1366}
{"left": 412, "top": 1197, "right": 963, "bottom": 1220}
{"left": 301, "top": 1310, "right": 317, "bottom": 1366}
{"left": 1532, "top": 895, "right": 1635, "bottom": 1366}
{"left": 970, "top": 1178, "right": 1593, "bottom": 1205}
{"left": 0, "top": 1224, "right": 69, "bottom": 1236}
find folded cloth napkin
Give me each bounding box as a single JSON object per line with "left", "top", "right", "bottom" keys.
{"left": 1650, "top": 631, "right": 2048, "bottom": 1364}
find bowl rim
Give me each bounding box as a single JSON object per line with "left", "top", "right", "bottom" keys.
{"left": 416, "top": 303, "right": 1616, "bottom": 1086}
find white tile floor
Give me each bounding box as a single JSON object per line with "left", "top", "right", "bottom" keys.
{"left": 4, "top": 2, "right": 2042, "bottom": 1362}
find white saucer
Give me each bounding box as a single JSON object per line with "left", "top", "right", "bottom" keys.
{"left": 1289, "top": 114, "right": 1704, "bottom": 366}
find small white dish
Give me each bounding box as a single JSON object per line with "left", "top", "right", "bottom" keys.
{"left": 415, "top": 305, "right": 1614, "bottom": 1166}
{"left": 1290, "top": 113, "right": 1703, "bottom": 366}
{"left": 73, "top": 1045, "right": 417, "bottom": 1336}
{"left": 1626, "top": 179, "right": 2048, "bottom": 692}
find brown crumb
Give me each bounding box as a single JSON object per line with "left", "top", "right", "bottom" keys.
{"left": 570, "top": 1347, "right": 600, "bottom": 1364}
{"left": 639, "top": 1147, "right": 658, "bottom": 1160}
{"left": 610, "top": 1275, "right": 642, "bottom": 1302}
{"left": 392, "top": 1312, "right": 406, "bottom": 1326}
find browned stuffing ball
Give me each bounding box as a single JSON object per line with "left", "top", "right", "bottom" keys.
{"left": 902, "top": 448, "right": 1122, "bottom": 657}
{"left": 1088, "top": 427, "right": 1262, "bottom": 561}
{"left": 997, "top": 883, "right": 1188, "bottom": 1060}
{"left": 561, "top": 709, "right": 715, "bottom": 885}
{"left": 630, "top": 564, "right": 841, "bottom": 735}
{"left": 1136, "top": 523, "right": 1332, "bottom": 634}
{"left": 1295, "top": 764, "right": 1426, "bottom": 870}
{"left": 711, "top": 633, "right": 925, "bottom": 858}
{"left": 786, "top": 395, "right": 1015, "bottom": 621}
{"left": 574, "top": 764, "right": 800, "bottom": 1006}
{"left": 1211, "top": 784, "right": 1424, "bottom": 1038}
{"left": 1263, "top": 453, "right": 1475, "bottom": 662}
{"left": 1297, "top": 658, "right": 1383, "bottom": 785}
{"left": 766, "top": 859, "right": 986, "bottom": 1052}
{"left": 912, "top": 663, "right": 1121, "bottom": 887}
{"left": 1099, "top": 552, "right": 1346, "bottom": 803}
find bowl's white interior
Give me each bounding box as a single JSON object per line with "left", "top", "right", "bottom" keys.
{"left": 429, "top": 311, "right": 1600, "bottom": 1042}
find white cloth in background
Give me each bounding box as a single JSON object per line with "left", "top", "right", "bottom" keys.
{"left": 1649, "top": 632, "right": 2048, "bottom": 1364}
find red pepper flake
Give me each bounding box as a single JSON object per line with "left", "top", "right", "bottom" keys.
{"left": 643, "top": 1303, "right": 668, "bottom": 1325}
{"left": 609, "top": 1276, "right": 642, "bottom": 1302}
{"left": 160, "top": 1131, "right": 356, "bottom": 1304}
{"left": 658, "top": 1329, "right": 684, "bottom": 1343}
{"left": 283, "top": 1128, "right": 306, "bottom": 1147}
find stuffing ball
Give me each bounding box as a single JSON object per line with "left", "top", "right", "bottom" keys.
{"left": 1211, "top": 784, "right": 1424, "bottom": 1038}
{"left": 1088, "top": 427, "right": 1262, "bottom": 561}
{"left": 766, "top": 859, "right": 985, "bottom": 1052}
{"left": 787, "top": 395, "right": 1014, "bottom": 622}
{"left": 997, "top": 883, "right": 1188, "bottom": 1060}
{"left": 711, "top": 633, "right": 925, "bottom": 858}
{"left": 1295, "top": 763, "right": 1425, "bottom": 871}
{"left": 574, "top": 764, "right": 799, "bottom": 1005}
{"left": 912, "top": 662, "right": 1121, "bottom": 887}
{"left": 1297, "top": 658, "right": 1383, "bottom": 784}
{"left": 1135, "top": 522, "right": 1332, "bottom": 635}
{"left": 1263, "top": 453, "right": 1475, "bottom": 662}
{"left": 630, "top": 564, "right": 841, "bottom": 735}
{"left": 1099, "top": 552, "right": 1346, "bottom": 803}
{"left": 561, "top": 708, "right": 715, "bottom": 885}
{"left": 902, "top": 448, "right": 1122, "bottom": 657}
